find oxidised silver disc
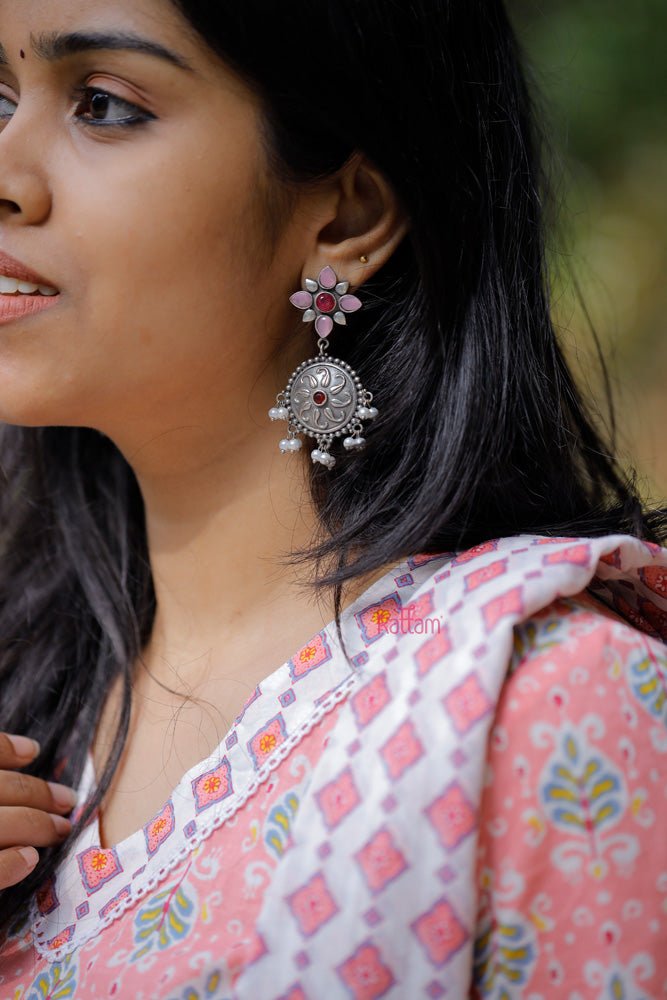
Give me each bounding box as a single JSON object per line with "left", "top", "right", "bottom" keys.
{"left": 288, "top": 359, "right": 359, "bottom": 435}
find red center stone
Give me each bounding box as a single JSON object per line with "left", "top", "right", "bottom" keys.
{"left": 313, "top": 390, "right": 327, "bottom": 405}
{"left": 315, "top": 292, "right": 336, "bottom": 313}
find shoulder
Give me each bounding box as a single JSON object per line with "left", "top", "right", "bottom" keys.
{"left": 473, "top": 588, "right": 667, "bottom": 994}
{"left": 360, "top": 533, "right": 667, "bottom": 689}
{"left": 494, "top": 586, "right": 666, "bottom": 746}
{"left": 399, "top": 532, "right": 667, "bottom": 649}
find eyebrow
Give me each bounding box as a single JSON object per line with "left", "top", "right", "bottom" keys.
{"left": 0, "top": 30, "right": 193, "bottom": 71}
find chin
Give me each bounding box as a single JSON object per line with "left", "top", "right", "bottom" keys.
{"left": 0, "top": 378, "right": 86, "bottom": 430}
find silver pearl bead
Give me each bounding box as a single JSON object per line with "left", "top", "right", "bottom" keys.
{"left": 343, "top": 436, "right": 366, "bottom": 450}
{"left": 279, "top": 438, "right": 302, "bottom": 453}
{"left": 268, "top": 406, "right": 289, "bottom": 421}
{"left": 311, "top": 448, "right": 336, "bottom": 468}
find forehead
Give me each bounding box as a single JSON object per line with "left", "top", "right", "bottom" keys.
{"left": 0, "top": 0, "right": 180, "bottom": 30}
{"left": 0, "top": 0, "right": 199, "bottom": 65}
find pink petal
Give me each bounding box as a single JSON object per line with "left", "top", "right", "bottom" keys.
{"left": 318, "top": 266, "right": 337, "bottom": 289}
{"left": 289, "top": 290, "right": 313, "bottom": 310}
{"left": 315, "top": 315, "right": 334, "bottom": 337}
{"left": 339, "top": 294, "right": 362, "bottom": 313}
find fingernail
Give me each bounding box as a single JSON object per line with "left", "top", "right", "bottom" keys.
{"left": 50, "top": 814, "right": 72, "bottom": 837}
{"left": 7, "top": 735, "right": 40, "bottom": 759}
{"left": 48, "top": 782, "right": 78, "bottom": 810}
{"left": 18, "top": 847, "right": 39, "bottom": 870}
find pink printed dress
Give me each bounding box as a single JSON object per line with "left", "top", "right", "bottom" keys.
{"left": 0, "top": 533, "right": 666, "bottom": 999}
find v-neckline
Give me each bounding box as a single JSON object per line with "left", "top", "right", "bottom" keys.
{"left": 32, "top": 551, "right": 453, "bottom": 963}
{"left": 89, "top": 556, "right": 411, "bottom": 851}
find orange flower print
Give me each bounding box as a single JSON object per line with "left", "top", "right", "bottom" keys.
{"left": 259, "top": 733, "right": 277, "bottom": 754}
{"left": 289, "top": 631, "right": 332, "bottom": 681}
{"left": 371, "top": 608, "right": 392, "bottom": 627}
{"left": 77, "top": 845, "right": 123, "bottom": 893}
{"left": 192, "top": 759, "right": 233, "bottom": 813}
{"left": 356, "top": 594, "right": 402, "bottom": 643}
{"left": 203, "top": 775, "right": 222, "bottom": 795}
{"left": 248, "top": 714, "right": 288, "bottom": 768}
{"left": 144, "top": 802, "right": 176, "bottom": 856}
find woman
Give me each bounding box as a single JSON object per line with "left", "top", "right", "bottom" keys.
{"left": 0, "top": 0, "right": 665, "bottom": 996}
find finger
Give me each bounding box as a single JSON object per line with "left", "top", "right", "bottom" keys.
{"left": 0, "top": 770, "right": 77, "bottom": 815}
{"left": 0, "top": 846, "right": 39, "bottom": 890}
{"left": 0, "top": 807, "right": 71, "bottom": 850}
{"left": 0, "top": 733, "right": 40, "bottom": 770}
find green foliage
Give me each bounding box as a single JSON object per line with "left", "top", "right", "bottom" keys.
{"left": 508, "top": 1, "right": 667, "bottom": 497}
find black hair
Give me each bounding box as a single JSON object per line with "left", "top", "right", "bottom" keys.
{"left": 0, "top": 0, "right": 664, "bottom": 934}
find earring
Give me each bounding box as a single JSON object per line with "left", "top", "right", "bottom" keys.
{"left": 268, "top": 265, "right": 378, "bottom": 469}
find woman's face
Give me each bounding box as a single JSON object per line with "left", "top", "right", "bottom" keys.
{"left": 0, "top": 0, "right": 309, "bottom": 459}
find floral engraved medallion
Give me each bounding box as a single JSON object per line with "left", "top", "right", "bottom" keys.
{"left": 290, "top": 360, "right": 358, "bottom": 434}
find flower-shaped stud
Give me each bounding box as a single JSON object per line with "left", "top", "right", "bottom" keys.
{"left": 289, "top": 265, "right": 362, "bottom": 338}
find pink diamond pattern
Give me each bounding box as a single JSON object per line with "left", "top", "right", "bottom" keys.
{"left": 411, "top": 898, "right": 469, "bottom": 967}
{"left": 336, "top": 942, "right": 396, "bottom": 999}
{"left": 464, "top": 558, "right": 508, "bottom": 592}
{"left": 354, "top": 827, "right": 409, "bottom": 894}
{"left": 425, "top": 782, "right": 476, "bottom": 850}
{"left": 351, "top": 672, "right": 392, "bottom": 728}
{"left": 380, "top": 719, "right": 425, "bottom": 781}
{"left": 415, "top": 626, "right": 452, "bottom": 677}
{"left": 316, "top": 766, "right": 362, "bottom": 830}
{"left": 287, "top": 872, "right": 339, "bottom": 937}
{"left": 442, "top": 673, "right": 493, "bottom": 735}
{"left": 481, "top": 586, "right": 524, "bottom": 631}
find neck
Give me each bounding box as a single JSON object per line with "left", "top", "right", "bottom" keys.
{"left": 127, "top": 422, "right": 328, "bottom": 684}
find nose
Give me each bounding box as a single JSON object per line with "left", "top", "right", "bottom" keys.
{"left": 0, "top": 115, "right": 53, "bottom": 225}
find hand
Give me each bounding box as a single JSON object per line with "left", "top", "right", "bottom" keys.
{"left": 0, "top": 733, "right": 77, "bottom": 890}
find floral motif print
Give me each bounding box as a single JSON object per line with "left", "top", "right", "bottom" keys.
{"left": 539, "top": 724, "right": 633, "bottom": 879}
{"left": 626, "top": 635, "right": 667, "bottom": 724}
{"left": 0, "top": 533, "right": 664, "bottom": 1000}
{"left": 475, "top": 589, "right": 667, "bottom": 997}
{"left": 26, "top": 953, "right": 77, "bottom": 999}
{"left": 264, "top": 788, "right": 301, "bottom": 859}
{"left": 473, "top": 905, "right": 537, "bottom": 999}
{"left": 132, "top": 872, "right": 197, "bottom": 962}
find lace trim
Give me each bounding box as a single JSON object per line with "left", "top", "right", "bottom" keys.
{"left": 32, "top": 670, "right": 360, "bottom": 963}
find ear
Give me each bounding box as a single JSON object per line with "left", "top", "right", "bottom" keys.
{"left": 307, "top": 153, "right": 410, "bottom": 287}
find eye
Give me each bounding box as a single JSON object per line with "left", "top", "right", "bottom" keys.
{"left": 0, "top": 93, "right": 17, "bottom": 121}
{"left": 73, "top": 86, "right": 155, "bottom": 127}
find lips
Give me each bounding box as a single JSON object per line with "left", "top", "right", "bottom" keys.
{"left": 0, "top": 294, "right": 60, "bottom": 325}
{"left": 0, "top": 250, "right": 58, "bottom": 290}
{"left": 0, "top": 249, "right": 60, "bottom": 326}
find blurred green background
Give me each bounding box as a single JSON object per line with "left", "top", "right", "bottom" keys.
{"left": 509, "top": 0, "right": 667, "bottom": 501}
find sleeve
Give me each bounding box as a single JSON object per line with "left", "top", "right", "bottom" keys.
{"left": 471, "top": 591, "right": 667, "bottom": 1000}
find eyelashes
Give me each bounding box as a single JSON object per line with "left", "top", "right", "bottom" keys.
{"left": 71, "top": 86, "right": 156, "bottom": 128}
{"left": 0, "top": 86, "right": 157, "bottom": 129}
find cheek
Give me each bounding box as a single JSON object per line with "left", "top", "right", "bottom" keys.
{"left": 78, "top": 139, "right": 264, "bottom": 355}
{"left": 70, "top": 211, "right": 274, "bottom": 430}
